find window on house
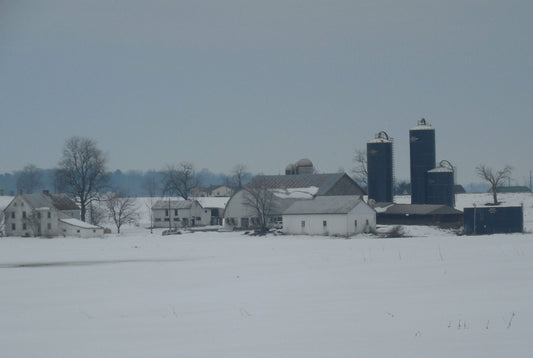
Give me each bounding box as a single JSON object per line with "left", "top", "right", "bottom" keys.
{"left": 22, "top": 211, "right": 27, "bottom": 219}
{"left": 165, "top": 209, "right": 169, "bottom": 216}
{"left": 174, "top": 209, "right": 178, "bottom": 216}
{"left": 155, "top": 218, "right": 161, "bottom": 222}
{"left": 323, "top": 220, "right": 327, "bottom": 227}
{"left": 77, "top": 230, "right": 80, "bottom": 233}
{"left": 11, "top": 223, "right": 16, "bottom": 230}
{"left": 37, "top": 212, "right": 41, "bottom": 219}
{"left": 11, "top": 212, "right": 15, "bottom": 219}
{"left": 173, "top": 218, "right": 180, "bottom": 221}
{"left": 164, "top": 218, "right": 169, "bottom": 222}
{"left": 301, "top": 221, "right": 305, "bottom": 228}
{"left": 354, "top": 220, "right": 358, "bottom": 228}
{"left": 47, "top": 212, "right": 51, "bottom": 219}
{"left": 23, "top": 223, "right": 27, "bottom": 230}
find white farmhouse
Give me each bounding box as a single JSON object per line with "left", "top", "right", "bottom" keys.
{"left": 3, "top": 191, "right": 104, "bottom": 238}
{"left": 283, "top": 196, "right": 376, "bottom": 237}
{"left": 151, "top": 199, "right": 211, "bottom": 228}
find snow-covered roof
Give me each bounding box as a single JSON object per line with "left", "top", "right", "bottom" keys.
{"left": 367, "top": 138, "right": 392, "bottom": 144}
{"left": 194, "top": 197, "right": 229, "bottom": 209}
{"left": 60, "top": 218, "right": 101, "bottom": 229}
{"left": 428, "top": 167, "right": 453, "bottom": 173}
{"left": 283, "top": 196, "right": 366, "bottom": 215}
{"left": 271, "top": 187, "right": 318, "bottom": 199}
{"left": 0, "top": 196, "right": 15, "bottom": 211}
{"left": 410, "top": 125, "right": 434, "bottom": 131}
{"left": 152, "top": 200, "right": 196, "bottom": 210}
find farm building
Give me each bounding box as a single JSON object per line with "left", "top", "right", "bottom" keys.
{"left": 151, "top": 199, "right": 211, "bottom": 228}
{"left": 3, "top": 191, "right": 103, "bottom": 237}
{"left": 283, "top": 195, "right": 376, "bottom": 237}
{"left": 374, "top": 203, "right": 463, "bottom": 228}
{"left": 464, "top": 205, "right": 523, "bottom": 235}
{"left": 224, "top": 171, "right": 365, "bottom": 230}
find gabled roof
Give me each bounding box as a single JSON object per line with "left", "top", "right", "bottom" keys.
{"left": 284, "top": 196, "right": 367, "bottom": 215}
{"left": 375, "top": 203, "right": 462, "bottom": 215}
{"left": 49, "top": 193, "right": 79, "bottom": 211}
{"left": 152, "top": 200, "right": 198, "bottom": 210}
{"left": 16, "top": 193, "right": 79, "bottom": 212}
{"left": 246, "top": 173, "right": 363, "bottom": 196}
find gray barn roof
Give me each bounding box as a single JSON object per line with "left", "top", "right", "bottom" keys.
{"left": 17, "top": 193, "right": 79, "bottom": 211}
{"left": 152, "top": 200, "right": 198, "bottom": 210}
{"left": 246, "top": 173, "right": 364, "bottom": 196}
{"left": 284, "top": 196, "right": 365, "bottom": 215}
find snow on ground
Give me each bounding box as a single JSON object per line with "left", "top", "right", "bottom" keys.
{"left": 1, "top": 193, "right": 533, "bottom": 357}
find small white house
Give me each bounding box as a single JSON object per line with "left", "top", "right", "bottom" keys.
{"left": 151, "top": 199, "right": 211, "bottom": 228}
{"left": 283, "top": 196, "right": 376, "bottom": 237}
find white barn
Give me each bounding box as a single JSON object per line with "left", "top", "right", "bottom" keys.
{"left": 224, "top": 172, "right": 366, "bottom": 230}
{"left": 151, "top": 199, "right": 211, "bottom": 228}
{"left": 283, "top": 196, "right": 376, "bottom": 237}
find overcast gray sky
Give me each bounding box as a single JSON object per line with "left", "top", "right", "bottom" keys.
{"left": 1, "top": 0, "right": 532, "bottom": 185}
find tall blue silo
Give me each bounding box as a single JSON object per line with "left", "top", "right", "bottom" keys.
{"left": 409, "top": 118, "right": 436, "bottom": 204}
{"left": 427, "top": 161, "right": 455, "bottom": 207}
{"left": 367, "top": 131, "right": 394, "bottom": 203}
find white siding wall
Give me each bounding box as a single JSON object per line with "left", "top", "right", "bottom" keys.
{"left": 59, "top": 222, "right": 104, "bottom": 238}
{"left": 283, "top": 203, "right": 376, "bottom": 237}
{"left": 223, "top": 190, "right": 257, "bottom": 227}
{"left": 4, "top": 199, "right": 60, "bottom": 237}
{"left": 283, "top": 214, "right": 352, "bottom": 236}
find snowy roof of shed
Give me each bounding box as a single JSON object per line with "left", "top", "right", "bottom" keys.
{"left": 60, "top": 218, "right": 102, "bottom": 229}
{"left": 283, "top": 196, "right": 367, "bottom": 215}
{"left": 375, "top": 203, "right": 462, "bottom": 215}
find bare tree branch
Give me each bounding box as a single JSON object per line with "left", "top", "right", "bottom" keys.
{"left": 56, "top": 137, "right": 109, "bottom": 222}
{"left": 476, "top": 164, "right": 513, "bottom": 205}
{"left": 162, "top": 161, "right": 199, "bottom": 200}
{"left": 104, "top": 191, "right": 139, "bottom": 234}
{"left": 242, "top": 177, "right": 277, "bottom": 233}
{"left": 351, "top": 149, "right": 368, "bottom": 187}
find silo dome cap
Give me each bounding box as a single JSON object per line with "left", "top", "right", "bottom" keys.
{"left": 296, "top": 158, "right": 313, "bottom": 167}
{"left": 411, "top": 118, "right": 434, "bottom": 131}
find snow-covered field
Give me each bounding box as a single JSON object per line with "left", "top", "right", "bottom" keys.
{"left": 1, "top": 193, "right": 532, "bottom": 357}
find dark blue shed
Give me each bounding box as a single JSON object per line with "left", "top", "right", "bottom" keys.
{"left": 464, "top": 206, "right": 523, "bottom": 235}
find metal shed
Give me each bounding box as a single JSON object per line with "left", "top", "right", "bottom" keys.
{"left": 464, "top": 206, "right": 523, "bottom": 235}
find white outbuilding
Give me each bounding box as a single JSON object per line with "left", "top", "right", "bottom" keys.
{"left": 283, "top": 195, "right": 376, "bottom": 237}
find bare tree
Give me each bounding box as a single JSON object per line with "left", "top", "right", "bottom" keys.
{"left": 162, "top": 161, "right": 199, "bottom": 200}
{"left": 88, "top": 201, "right": 106, "bottom": 226}
{"left": 476, "top": 164, "right": 513, "bottom": 205}
{"left": 56, "top": 137, "right": 109, "bottom": 222}
{"left": 104, "top": 191, "right": 139, "bottom": 234}
{"left": 242, "top": 177, "right": 277, "bottom": 233}
{"left": 352, "top": 149, "right": 368, "bottom": 187}
{"left": 142, "top": 173, "right": 161, "bottom": 233}
{"left": 16, "top": 164, "right": 43, "bottom": 194}
{"left": 231, "top": 163, "right": 251, "bottom": 189}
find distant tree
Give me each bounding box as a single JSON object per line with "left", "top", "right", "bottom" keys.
{"left": 476, "top": 164, "right": 513, "bottom": 205}
{"left": 104, "top": 191, "right": 139, "bottom": 234}
{"left": 16, "top": 164, "right": 43, "bottom": 194}
{"left": 56, "top": 137, "right": 109, "bottom": 222}
{"left": 231, "top": 164, "right": 251, "bottom": 189}
{"left": 351, "top": 149, "right": 368, "bottom": 187}
{"left": 242, "top": 177, "right": 277, "bottom": 233}
{"left": 162, "top": 161, "right": 199, "bottom": 200}
{"left": 394, "top": 181, "right": 411, "bottom": 195}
